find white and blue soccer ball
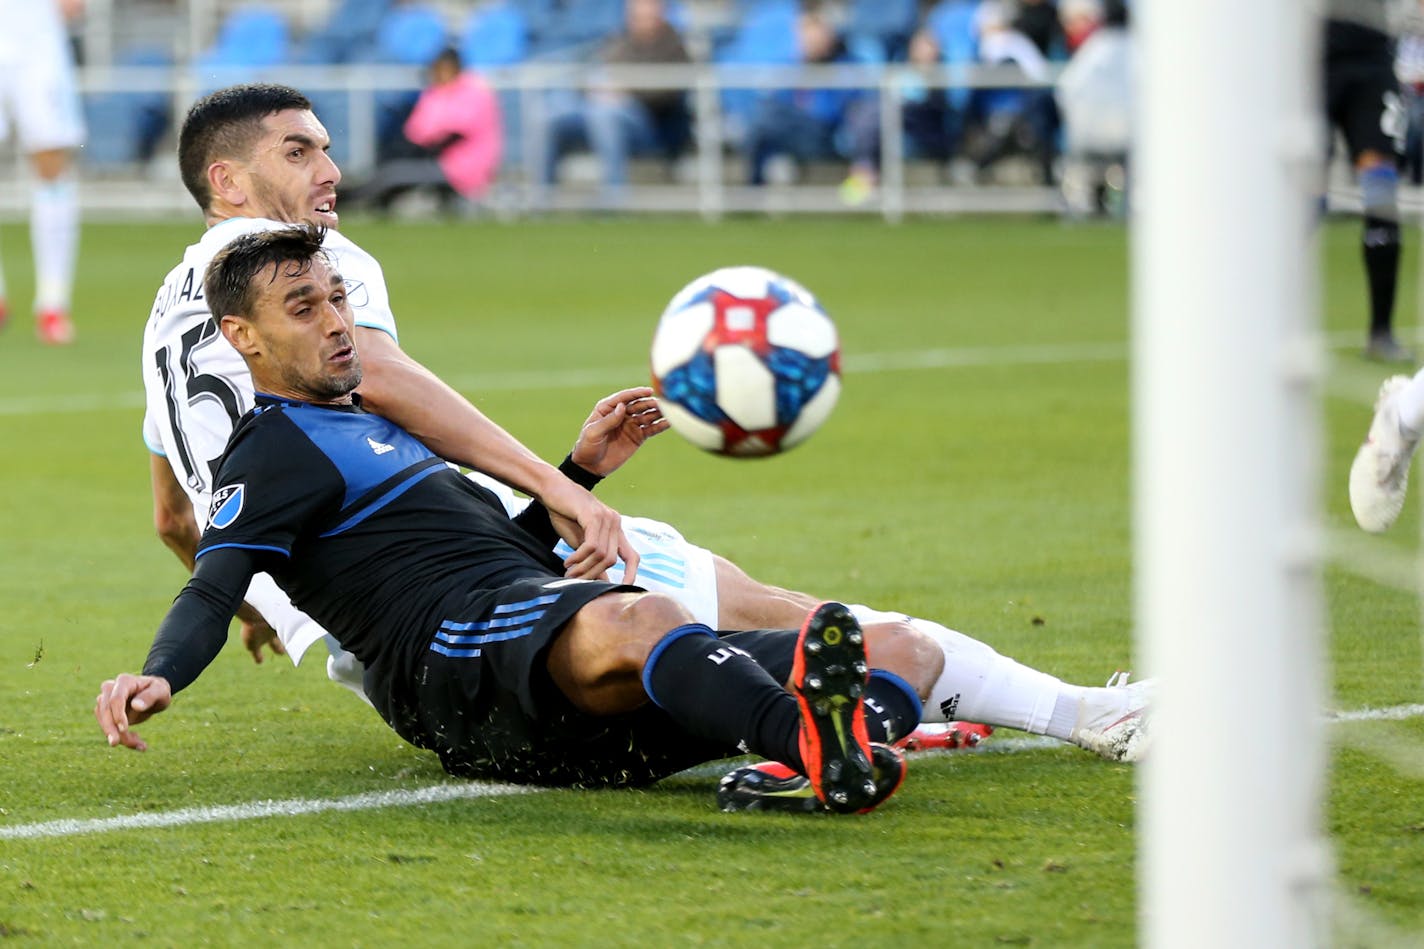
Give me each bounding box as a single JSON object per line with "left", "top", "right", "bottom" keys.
{"left": 651, "top": 266, "right": 841, "bottom": 457}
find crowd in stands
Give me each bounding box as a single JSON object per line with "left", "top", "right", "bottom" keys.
{"left": 76, "top": 0, "right": 1138, "bottom": 213}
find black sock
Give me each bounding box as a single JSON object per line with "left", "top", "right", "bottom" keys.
{"left": 1363, "top": 215, "right": 1401, "bottom": 337}
{"left": 717, "top": 629, "right": 924, "bottom": 745}
{"left": 643, "top": 624, "right": 802, "bottom": 769}
{"left": 863, "top": 670, "right": 923, "bottom": 744}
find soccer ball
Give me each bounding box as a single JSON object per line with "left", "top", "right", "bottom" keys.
{"left": 650, "top": 266, "right": 841, "bottom": 457}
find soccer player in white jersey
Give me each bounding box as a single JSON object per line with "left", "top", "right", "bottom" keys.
{"left": 0, "top": 0, "right": 84, "bottom": 343}
{"left": 143, "top": 84, "right": 1151, "bottom": 772}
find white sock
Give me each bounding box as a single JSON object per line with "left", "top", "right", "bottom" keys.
{"left": 848, "top": 605, "right": 1084, "bottom": 738}
{"left": 31, "top": 176, "right": 79, "bottom": 313}
{"left": 1396, "top": 367, "right": 1424, "bottom": 437}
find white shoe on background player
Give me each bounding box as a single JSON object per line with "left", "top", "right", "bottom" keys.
{"left": 1069, "top": 671, "right": 1153, "bottom": 762}
{"left": 1350, "top": 375, "right": 1420, "bottom": 534}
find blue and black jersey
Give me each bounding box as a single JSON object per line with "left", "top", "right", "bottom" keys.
{"left": 146, "top": 394, "right": 575, "bottom": 725}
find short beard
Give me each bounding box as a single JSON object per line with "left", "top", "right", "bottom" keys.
{"left": 308, "top": 364, "right": 363, "bottom": 402}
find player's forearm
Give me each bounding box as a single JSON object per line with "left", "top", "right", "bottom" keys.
{"left": 156, "top": 519, "right": 199, "bottom": 571}
{"left": 142, "top": 548, "right": 257, "bottom": 693}
{"left": 354, "top": 331, "right": 566, "bottom": 499}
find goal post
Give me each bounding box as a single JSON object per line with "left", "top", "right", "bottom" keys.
{"left": 1133, "top": 0, "right": 1331, "bottom": 945}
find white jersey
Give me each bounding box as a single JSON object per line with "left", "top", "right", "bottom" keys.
{"left": 0, "top": 0, "right": 84, "bottom": 151}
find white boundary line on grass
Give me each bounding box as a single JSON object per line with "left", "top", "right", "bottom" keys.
{"left": 0, "top": 331, "right": 1375, "bottom": 419}
{"left": 5, "top": 703, "right": 1420, "bottom": 842}
{"left": 0, "top": 780, "right": 536, "bottom": 841}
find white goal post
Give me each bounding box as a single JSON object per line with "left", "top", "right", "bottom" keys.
{"left": 1133, "top": 0, "right": 1331, "bottom": 945}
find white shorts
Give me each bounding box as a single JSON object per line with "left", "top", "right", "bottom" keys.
{"left": 553, "top": 515, "right": 721, "bottom": 628}
{"left": 0, "top": 4, "right": 85, "bottom": 152}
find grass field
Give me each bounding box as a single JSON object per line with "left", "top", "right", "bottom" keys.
{"left": 1, "top": 214, "right": 1422, "bottom": 945}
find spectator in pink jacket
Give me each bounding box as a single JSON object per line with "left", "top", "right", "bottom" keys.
{"left": 351, "top": 48, "right": 503, "bottom": 211}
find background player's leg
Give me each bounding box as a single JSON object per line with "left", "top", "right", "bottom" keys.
{"left": 29, "top": 148, "right": 78, "bottom": 344}
{"left": 1358, "top": 151, "right": 1405, "bottom": 359}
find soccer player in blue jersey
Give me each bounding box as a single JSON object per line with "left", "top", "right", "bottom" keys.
{"left": 102, "top": 225, "right": 907, "bottom": 813}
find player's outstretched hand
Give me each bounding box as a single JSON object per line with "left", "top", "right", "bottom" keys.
{"left": 543, "top": 480, "right": 640, "bottom": 585}
{"left": 95, "top": 673, "right": 172, "bottom": 752}
{"left": 571, "top": 387, "right": 670, "bottom": 477}
{"left": 241, "top": 614, "right": 286, "bottom": 664}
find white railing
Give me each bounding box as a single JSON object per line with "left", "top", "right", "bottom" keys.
{"left": 0, "top": 60, "right": 1069, "bottom": 220}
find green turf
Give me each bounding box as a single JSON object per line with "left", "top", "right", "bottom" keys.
{"left": 0, "top": 215, "right": 1421, "bottom": 944}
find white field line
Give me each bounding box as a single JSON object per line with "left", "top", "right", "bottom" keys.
{"left": 0, "top": 780, "right": 536, "bottom": 842}
{"left": 6, "top": 703, "right": 1420, "bottom": 842}
{"left": 0, "top": 330, "right": 1379, "bottom": 419}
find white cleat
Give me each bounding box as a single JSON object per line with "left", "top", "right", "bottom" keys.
{"left": 1349, "top": 375, "right": 1420, "bottom": 534}
{"left": 1069, "top": 671, "right": 1153, "bottom": 762}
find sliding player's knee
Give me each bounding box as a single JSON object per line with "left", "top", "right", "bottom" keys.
{"left": 862, "top": 620, "right": 943, "bottom": 697}
{"left": 574, "top": 591, "right": 696, "bottom": 679}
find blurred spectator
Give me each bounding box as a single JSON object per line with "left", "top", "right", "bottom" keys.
{"left": 535, "top": 0, "right": 692, "bottom": 206}
{"left": 965, "top": 1, "right": 1057, "bottom": 182}
{"left": 840, "top": 28, "right": 956, "bottom": 203}
{"left": 1055, "top": 0, "right": 1130, "bottom": 216}
{"left": 0, "top": 0, "right": 85, "bottom": 343}
{"left": 1395, "top": 0, "right": 1424, "bottom": 183}
{"left": 744, "top": 8, "right": 860, "bottom": 186}
{"left": 1013, "top": 0, "right": 1065, "bottom": 59}
{"left": 347, "top": 48, "right": 502, "bottom": 212}
{"left": 1058, "top": 0, "right": 1103, "bottom": 54}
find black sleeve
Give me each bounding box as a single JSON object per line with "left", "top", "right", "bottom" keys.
{"left": 141, "top": 547, "right": 265, "bottom": 694}
{"left": 509, "top": 455, "right": 605, "bottom": 548}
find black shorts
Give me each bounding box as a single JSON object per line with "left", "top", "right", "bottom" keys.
{"left": 1325, "top": 21, "right": 1403, "bottom": 161}
{"left": 395, "top": 582, "right": 801, "bottom": 789}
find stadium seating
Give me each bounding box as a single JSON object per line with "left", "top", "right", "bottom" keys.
{"left": 82, "top": 45, "right": 173, "bottom": 167}
{"left": 196, "top": 6, "right": 291, "bottom": 70}
{"left": 846, "top": 0, "right": 919, "bottom": 62}
{"left": 295, "top": 0, "right": 392, "bottom": 64}
{"left": 459, "top": 2, "right": 529, "bottom": 68}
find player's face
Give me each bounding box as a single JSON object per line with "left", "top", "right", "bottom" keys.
{"left": 238, "top": 109, "right": 341, "bottom": 229}
{"left": 248, "top": 255, "right": 362, "bottom": 403}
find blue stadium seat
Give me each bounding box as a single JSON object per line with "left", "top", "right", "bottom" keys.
{"left": 926, "top": 0, "right": 981, "bottom": 111}
{"left": 196, "top": 6, "right": 290, "bottom": 69}
{"left": 926, "top": 0, "right": 980, "bottom": 64}
{"left": 460, "top": 2, "right": 528, "bottom": 67}
{"left": 296, "top": 0, "right": 392, "bottom": 63}
{"left": 847, "top": 0, "right": 918, "bottom": 62}
{"left": 82, "top": 45, "right": 172, "bottom": 167}
{"left": 533, "top": 0, "right": 623, "bottom": 57}
{"left": 713, "top": 1, "right": 799, "bottom": 142}
{"left": 371, "top": 3, "right": 450, "bottom": 65}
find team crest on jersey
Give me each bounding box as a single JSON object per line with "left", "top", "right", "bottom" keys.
{"left": 208, "top": 484, "right": 246, "bottom": 529}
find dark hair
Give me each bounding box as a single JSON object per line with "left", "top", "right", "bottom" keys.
{"left": 205, "top": 223, "right": 328, "bottom": 322}
{"left": 178, "top": 84, "right": 312, "bottom": 212}
{"left": 432, "top": 46, "right": 462, "bottom": 72}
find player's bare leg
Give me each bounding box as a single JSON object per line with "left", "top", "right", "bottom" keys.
{"left": 29, "top": 147, "right": 79, "bottom": 345}
{"left": 712, "top": 555, "right": 1151, "bottom": 759}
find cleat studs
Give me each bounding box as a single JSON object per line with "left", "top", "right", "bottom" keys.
{"left": 806, "top": 675, "right": 823, "bottom": 692}
{"left": 849, "top": 630, "right": 863, "bottom": 646}
{"left": 805, "top": 640, "right": 823, "bottom": 654}
{"left": 853, "top": 661, "right": 867, "bottom": 676}
{"left": 830, "top": 789, "right": 849, "bottom": 805}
